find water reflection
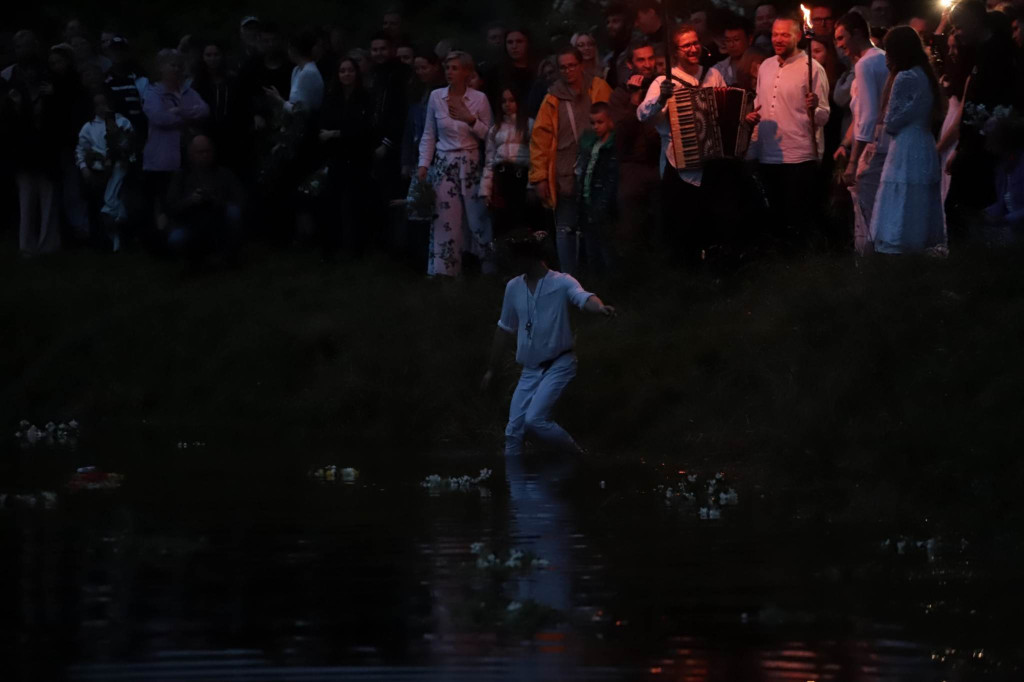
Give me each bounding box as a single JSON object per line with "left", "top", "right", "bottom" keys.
{"left": 0, "top": 448, "right": 1020, "bottom": 680}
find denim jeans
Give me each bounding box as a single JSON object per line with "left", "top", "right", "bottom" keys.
{"left": 554, "top": 195, "right": 578, "bottom": 274}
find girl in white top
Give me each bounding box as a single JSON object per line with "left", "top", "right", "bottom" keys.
{"left": 417, "top": 52, "right": 495, "bottom": 276}
{"left": 481, "top": 87, "right": 535, "bottom": 239}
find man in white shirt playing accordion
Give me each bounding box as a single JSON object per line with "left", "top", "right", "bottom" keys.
{"left": 637, "top": 23, "right": 727, "bottom": 263}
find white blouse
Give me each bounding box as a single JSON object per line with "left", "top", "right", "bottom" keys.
{"left": 417, "top": 86, "right": 493, "bottom": 168}
{"left": 480, "top": 118, "right": 534, "bottom": 198}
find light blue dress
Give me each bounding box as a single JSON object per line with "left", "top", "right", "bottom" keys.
{"left": 870, "top": 66, "right": 946, "bottom": 254}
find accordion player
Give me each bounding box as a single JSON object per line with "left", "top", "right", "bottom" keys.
{"left": 667, "top": 83, "right": 755, "bottom": 170}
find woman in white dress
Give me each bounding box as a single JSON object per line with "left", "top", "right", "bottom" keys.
{"left": 870, "top": 26, "right": 948, "bottom": 255}
{"left": 417, "top": 51, "right": 495, "bottom": 276}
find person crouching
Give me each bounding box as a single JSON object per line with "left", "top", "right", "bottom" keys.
{"left": 164, "top": 135, "right": 244, "bottom": 267}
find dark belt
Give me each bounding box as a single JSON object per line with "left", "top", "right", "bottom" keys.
{"left": 538, "top": 348, "right": 574, "bottom": 373}
{"left": 496, "top": 162, "right": 527, "bottom": 178}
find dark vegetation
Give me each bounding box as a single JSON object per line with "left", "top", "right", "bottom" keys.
{"left": 5, "top": 244, "right": 1024, "bottom": 543}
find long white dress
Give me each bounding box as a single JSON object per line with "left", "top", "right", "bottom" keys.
{"left": 870, "top": 67, "right": 946, "bottom": 254}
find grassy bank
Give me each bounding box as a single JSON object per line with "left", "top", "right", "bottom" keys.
{"left": 4, "top": 244, "right": 1024, "bottom": 534}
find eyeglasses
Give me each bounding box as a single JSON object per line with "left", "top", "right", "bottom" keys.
{"left": 558, "top": 62, "right": 581, "bottom": 71}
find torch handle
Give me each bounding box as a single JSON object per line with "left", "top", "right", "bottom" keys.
{"left": 807, "top": 38, "right": 819, "bottom": 159}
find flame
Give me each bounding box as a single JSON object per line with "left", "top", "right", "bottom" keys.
{"left": 800, "top": 4, "right": 813, "bottom": 33}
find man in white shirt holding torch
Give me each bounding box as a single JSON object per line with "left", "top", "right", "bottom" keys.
{"left": 746, "top": 13, "right": 831, "bottom": 246}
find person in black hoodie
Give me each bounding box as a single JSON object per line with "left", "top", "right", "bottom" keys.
{"left": 482, "top": 28, "right": 536, "bottom": 118}
{"left": 315, "top": 57, "right": 374, "bottom": 258}
{"left": 192, "top": 39, "right": 246, "bottom": 172}
{"left": 43, "top": 43, "right": 93, "bottom": 244}
{"left": 367, "top": 30, "right": 411, "bottom": 249}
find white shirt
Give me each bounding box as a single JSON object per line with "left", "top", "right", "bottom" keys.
{"left": 710, "top": 56, "right": 738, "bottom": 86}
{"left": 284, "top": 61, "right": 324, "bottom": 113}
{"left": 418, "top": 86, "right": 493, "bottom": 168}
{"left": 480, "top": 118, "right": 534, "bottom": 198}
{"left": 497, "top": 270, "right": 594, "bottom": 368}
{"left": 637, "top": 65, "right": 728, "bottom": 187}
{"left": 748, "top": 50, "right": 830, "bottom": 164}
{"left": 852, "top": 47, "right": 890, "bottom": 152}
{"left": 75, "top": 114, "right": 134, "bottom": 170}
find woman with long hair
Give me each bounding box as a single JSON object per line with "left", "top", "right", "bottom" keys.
{"left": 572, "top": 32, "right": 606, "bottom": 80}
{"left": 416, "top": 51, "right": 494, "bottom": 275}
{"left": 869, "top": 26, "right": 948, "bottom": 254}
{"left": 480, "top": 86, "right": 534, "bottom": 240}
{"left": 191, "top": 39, "right": 245, "bottom": 170}
{"left": 316, "top": 57, "right": 374, "bottom": 257}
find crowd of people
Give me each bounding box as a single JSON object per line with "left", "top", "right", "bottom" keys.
{"left": 3, "top": 0, "right": 1024, "bottom": 274}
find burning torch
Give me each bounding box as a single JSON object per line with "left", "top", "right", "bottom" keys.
{"left": 800, "top": 4, "right": 819, "bottom": 158}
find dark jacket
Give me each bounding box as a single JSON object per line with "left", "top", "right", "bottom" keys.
{"left": 104, "top": 67, "right": 147, "bottom": 141}
{"left": 608, "top": 82, "right": 661, "bottom": 169}
{"left": 576, "top": 129, "right": 618, "bottom": 229}
{"left": 370, "top": 60, "right": 411, "bottom": 151}
{"left": 317, "top": 86, "right": 375, "bottom": 179}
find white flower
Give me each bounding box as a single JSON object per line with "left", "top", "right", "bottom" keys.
{"left": 665, "top": 487, "right": 674, "bottom": 499}
{"left": 504, "top": 557, "right": 521, "bottom": 568}
{"left": 14, "top": 432, "right": 22, "bottom": 439}
{"left": 719, "top": 490, "right": 739, "bottom": 506}
{"left": 470, "top": 542, "right": 485, "bottom": 555}
{"left": 25, "top": 426, "right": 42, "bottom": 445}
{"left": 341, "top": 467, "right": 358, "bottom": 482}
{"left": 68, "top": 420, "right": 79, "bottom": 429}
{"left": 699, "top": 507, "right": 709, "bottom": 520}
{"left": 708, "top": 508, "right": 721, "bottom": 520}
{"left": 45, "top": 422, "right": 56, "bottom": 432}
{"left": 19, "top": 420, "right": 30, "bottom": 429}
{"left": 507, "top": 601, "right": 523, "bottom": 612}
{"left": 687, "top": 474, "right": 698, "bottom": 483}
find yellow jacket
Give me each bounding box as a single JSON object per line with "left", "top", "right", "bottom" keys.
{"left": 529, "top": 76, "right": 612, "bottom": 208}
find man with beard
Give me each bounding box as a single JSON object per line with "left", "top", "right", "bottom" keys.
{"left": 638, "top": 24, "right": 727, "bottom": 263}
{"left": 746, "top": 14, "right": 830, "bottom": 247}
{"left": 609, "top": 40, "right": 661, "bottom": 257}
{"left": 602, "top": 2, "right": 636, "bottom": 89}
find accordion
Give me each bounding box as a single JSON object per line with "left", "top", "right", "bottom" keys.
{"left": 667, "top": 84, "right": 755, "bottom": 169}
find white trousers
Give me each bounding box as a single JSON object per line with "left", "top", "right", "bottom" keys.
{"left": 17, "top": 171, "right": 61, "bottom": 256}
{"left": 504, "top": 352, "right": 579, "bottom": 457}
{"left": 427, "top": 150, "right": 494, "bottom": 277}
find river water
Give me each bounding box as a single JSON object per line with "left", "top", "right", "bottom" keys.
{"left": 1, "top": 447, "right": 1020, "bottom": 680}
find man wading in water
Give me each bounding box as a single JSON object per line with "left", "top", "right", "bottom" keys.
{"left": 481, "top": 231, "right": 616, "bottom": 458}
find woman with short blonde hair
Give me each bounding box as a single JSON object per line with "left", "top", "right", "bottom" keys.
{"left": 417, "top": 51, "right": 495, "bottom": 275}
